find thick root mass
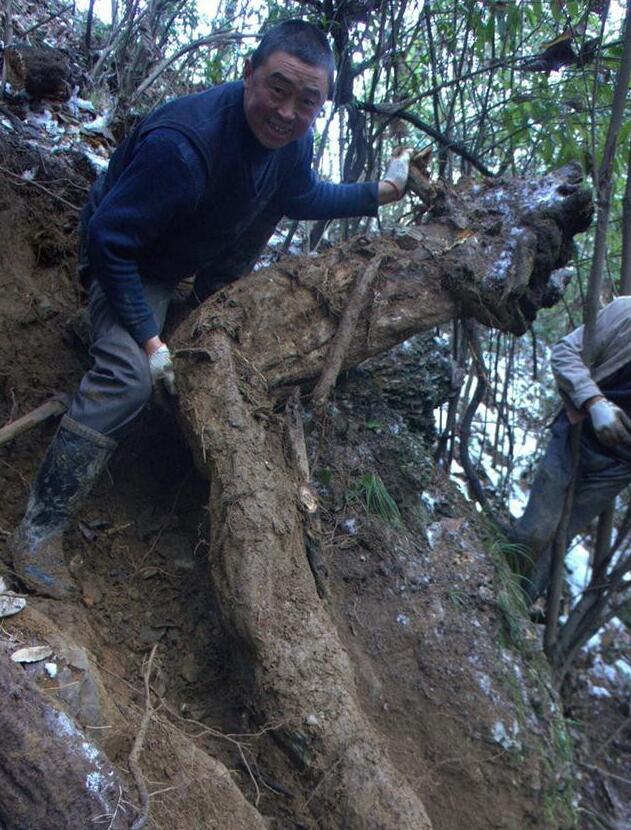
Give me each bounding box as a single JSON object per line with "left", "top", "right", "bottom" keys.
{"left": 171, "top": 166, "right": 593, "bottom": 827}
{"left": 177, "top": 330, "right": 431, "bottom": 829}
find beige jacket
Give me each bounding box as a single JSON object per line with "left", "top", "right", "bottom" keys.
{"left": 551, "top": 296, "right": 631, "bottom": 418}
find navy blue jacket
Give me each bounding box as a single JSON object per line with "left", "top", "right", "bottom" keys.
{"left": 86, "top": 80, "right": 379, "bottom": 344}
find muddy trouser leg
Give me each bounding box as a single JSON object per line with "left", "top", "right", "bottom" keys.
{"left": 512, "top": 416, "right": 631, "bottom": 600}
{"left": 510, "top": 417, "right": 574, "bottom": 595}
{"left": 68, "top": 279, "right": 175, "bottom": 438}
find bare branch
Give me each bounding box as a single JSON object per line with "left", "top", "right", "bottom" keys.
{"left": 129, "top": 30, "right": 257, "bottom": 104}
{"left": 358, "top": 100, "right": 495, "bottom": 177}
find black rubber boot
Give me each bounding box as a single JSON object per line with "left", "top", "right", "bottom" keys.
{"left": 9, "top": 415, "right": 116, "bottom": 599}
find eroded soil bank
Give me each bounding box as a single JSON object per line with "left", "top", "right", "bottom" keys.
{"left": 0, "top": 134, "right": 627, "bottom": 830}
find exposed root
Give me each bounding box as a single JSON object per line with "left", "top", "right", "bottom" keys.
{"left": 129, "top": 644, "right": 160, "bottom": 830}
{"left": 311, "top": 255, "right": 383, "bottom": 417}
{"left": 176, "top": 329, "right": 433, "bottom": 829}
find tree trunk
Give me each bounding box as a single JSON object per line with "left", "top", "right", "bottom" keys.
{"left": 621, "top": 141, "right": 631, "bottom": 294}
{"left": 171, "top": 165, "right": 592, "bottom": 828}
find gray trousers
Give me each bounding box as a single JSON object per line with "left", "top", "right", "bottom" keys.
{"left": 68, "top": 280, "right": 174, "bottom": 438}
{"left": 511, "top": 414, "right": 631, "bottom": 599}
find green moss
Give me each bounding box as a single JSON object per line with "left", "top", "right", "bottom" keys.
{"left": 483, "top": 527, "right": 578, "bottom": 828}
{"left": 397, "top": 430, "right": 435, "bottom": 491}
{"left": 541, "top": 714, "right": 577, "bottom": 828}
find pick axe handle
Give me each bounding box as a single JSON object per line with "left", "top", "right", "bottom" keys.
{"left": 0, "top": 397, "right": 68, "bottom": 448}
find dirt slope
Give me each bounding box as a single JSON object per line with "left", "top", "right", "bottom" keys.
{"left": 0, "top": 134, "right": 576, "bottom": 830}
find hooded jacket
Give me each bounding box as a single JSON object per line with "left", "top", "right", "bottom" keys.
{"left": 552, "top": 296, "right": 631, "bottom": 418}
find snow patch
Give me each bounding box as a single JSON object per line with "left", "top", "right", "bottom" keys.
{"left": 50, "top": 710, "right": 80, "bottom": 739}
{"left": 491, "top": 719, "right": 521, "bottom": 751}
{"left": 86, "top": 771, "right": 104, "bottom": 793}
{"left": 588, "top": 685, "right": 611, "bottom": 699}
{"left": 82, "top": 741, "right": 100, "bottom": 763}
{"left": 592, "top": 656, "right": 618, "bottom": 684}
{"left": 566, "top": 541, "right": 591, "bottom": 599}
{"left": 341, "top": 518, "right": 358, "bottom": 535}
{"left": 448, "top": 459, "right": 470, "bottom": 500}
{"left": 426, "top": 522, "right": 441, "bottom": 548}
{"left": 485, "top": 227, "right": 527, "bottom": 285}
{"left": 615, "top": 658, "right": 631, "bottom": 681}
{"left": 477, "top": 673, "right": 492, "bottom": 695}
{"left": 84, "top": 149, "right": 110, "bottom": 173}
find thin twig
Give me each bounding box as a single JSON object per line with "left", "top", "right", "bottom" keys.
{"left": 579, "top": 761, "right": 631, "bottom": 786}
{"left": 152, "top": 693, "right": 285, "bottom": 801}
{"left": 303, "top": 754, "right": 344, "bottom": 808}
{"left": 1, "top": 0, "right": 13, "bottom": 96}
{"left": 577, "top": 805, "right": 617, "bottom": 830}
{"left": 0, "top": 164, "right": 80, "bottom": 211}
{"left": 592, "top": 713, "right": 631, "bottom": 758}
{"left": 21, "top": 3, "right": 73, "bottom": 36}
{"left": 130, "top": 30, "right": 254, "bottom": 103}
{"left": 312, "top": 255, "right": 384, "bottom": 417}
{"left": 129, "top": 644, "right": 158, "bottom": 830}
{"left": 358, "top": 100, "right": 495, "bottom": 177}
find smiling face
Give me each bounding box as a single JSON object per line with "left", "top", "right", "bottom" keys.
{"left": 242, "top": 51, "right": 329, "bottom": 149}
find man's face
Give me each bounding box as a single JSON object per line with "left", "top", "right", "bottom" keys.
{"left": 243, "top": 51, "right": 329, "bottom": 149}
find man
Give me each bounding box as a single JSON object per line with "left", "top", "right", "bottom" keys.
{"left": 9, "top": 20, "right": 411, "bottom": 599}
{"left": 512, "top": 296, "right": 631, "bottom": 601}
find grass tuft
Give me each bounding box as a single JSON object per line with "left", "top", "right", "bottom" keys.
{"left": 350, "top": 473, "right": 404, "bottom": 529}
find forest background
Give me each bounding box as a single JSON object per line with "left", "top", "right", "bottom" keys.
{"left": 66, "top": 0, "right": 631, "bottom": 672}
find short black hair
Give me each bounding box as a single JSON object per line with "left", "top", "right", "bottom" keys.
{"left": 250, "top": 19, "right": 335, "bottom": 100}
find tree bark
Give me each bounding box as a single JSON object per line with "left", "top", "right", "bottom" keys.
{"left": 171, "top": 165, "right": 592, "bottom": 828}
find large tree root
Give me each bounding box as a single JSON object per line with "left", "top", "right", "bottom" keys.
{"left": 171, "top": 164, "right": 593, "bottom": 826}
{"left": 175, "top": 163, "right": 592, "bottom": 399}
{"left": 177, "top": 330, "right": 432, "bottom": 829}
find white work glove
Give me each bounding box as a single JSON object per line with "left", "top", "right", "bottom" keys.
{"left": 589, "top": 399, "right": 631, "bottom": 447}
{"left": 148, "top": 344, "right": 176, "bottom": 396}
{"left": 383, "top": 148, "right": 412, "bottom": 200}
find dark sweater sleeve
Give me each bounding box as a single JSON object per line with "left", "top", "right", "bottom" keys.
{"left": 280, "top": 136, "right": 379, "bottom": 221}
{"left": 87, "top": 131, "right": 206, "bottom": 344}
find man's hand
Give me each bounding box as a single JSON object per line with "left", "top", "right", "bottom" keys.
{"left": 588, "top": 397, "right": 631, "bottom": 447}
{"left": 146, "top": 337, "right": 176, "bottom": 396}
{"left": 379, "top": 148, "right": 412, "bottom": 204}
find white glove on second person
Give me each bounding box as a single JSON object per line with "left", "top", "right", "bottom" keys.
{"left": 589, "top": 398, "right": 631, "bottom": 447}
{"left": 383, "top": 148, "right": 412, "bottom": 200}
{"left": 148, "top": 344, "right": 176, "bottom": 396}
